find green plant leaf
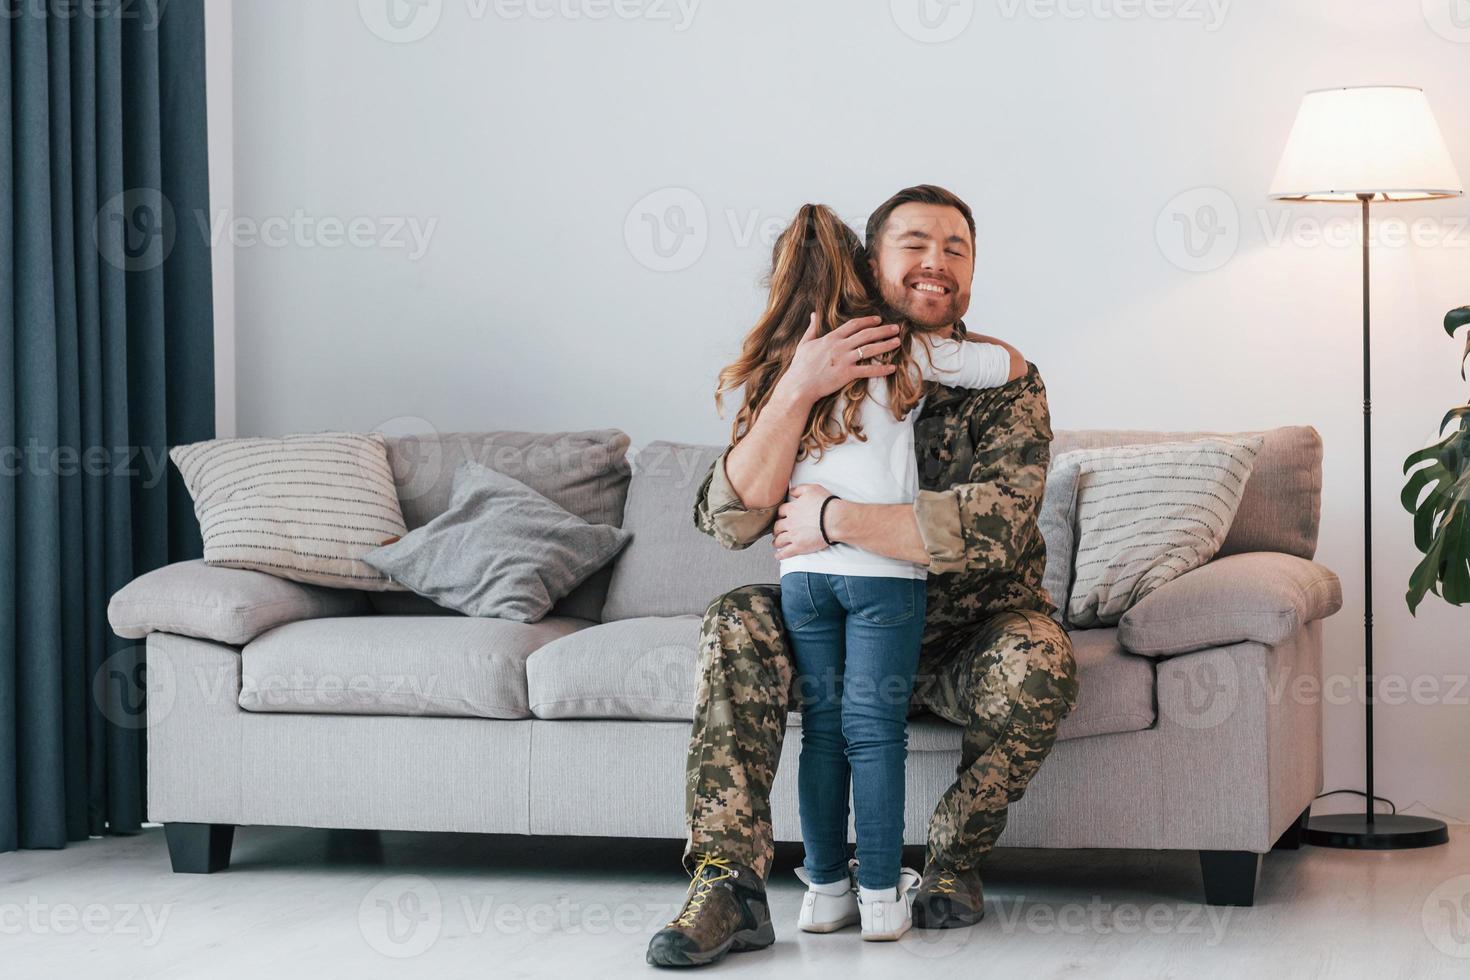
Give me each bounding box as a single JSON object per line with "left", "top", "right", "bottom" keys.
{"left": 1446, "top": 306, "right": 1470, "bottom": 336}
{"left": 1447, "top": 508, "right": 1470, "bottom": 604}
{"left": 1448, "top": 307, "right": 1470, "bottom": 380}
{"left": 1401, "top": 407, "right": 1470, "bottom": 611}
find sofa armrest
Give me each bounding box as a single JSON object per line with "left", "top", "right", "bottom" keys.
{"left": 108, "top": 559, "right": 373, "bottom": 646}
{"left": 1117, "top": 552, "right": 1342, "bottom": 658}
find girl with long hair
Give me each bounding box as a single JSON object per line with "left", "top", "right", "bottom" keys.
{"left": 714, "top": 204, "right": 1013, "bottom": 941}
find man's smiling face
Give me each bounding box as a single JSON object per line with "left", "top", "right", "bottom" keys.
{"left": 868, "top": 201, "right": 974, "bottom": 330}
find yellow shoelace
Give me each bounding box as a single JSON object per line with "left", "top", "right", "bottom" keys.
{"left": 670, "top": 855, "right": 735, "bottom": 928}
{"left": 934, "top": 869, "right": 958, "bottom": 895}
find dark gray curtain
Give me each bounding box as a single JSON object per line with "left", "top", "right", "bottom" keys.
{"left": 2, "top": 0, "right": 214, "bottom": 852}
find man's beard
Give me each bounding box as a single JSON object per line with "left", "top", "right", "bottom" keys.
{"left": 878, "top": 283, "right": 964, "bottom": 329}
{"left": 868, "top": 295, "right": 959, "bottom": 339}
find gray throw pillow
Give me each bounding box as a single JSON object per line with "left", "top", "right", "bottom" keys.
{"left": 362, "top": 461, "right": 632, "bottom": 623}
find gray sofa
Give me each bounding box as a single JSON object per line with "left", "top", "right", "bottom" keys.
{"left": 107, "top": 425, "right": 1343, "bottom": 906}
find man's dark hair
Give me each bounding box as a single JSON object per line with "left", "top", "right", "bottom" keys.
{"left": 863, "top": 184, "right": 976, "bottom": 254}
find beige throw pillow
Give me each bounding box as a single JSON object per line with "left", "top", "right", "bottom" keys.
{"left": 1062, "top": 436, "right": 1264, "bottom": 627}
{"left": 171, "top": 431, "right": 409, "bottom": 591}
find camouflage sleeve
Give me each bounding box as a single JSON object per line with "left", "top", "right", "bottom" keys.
{"left": 692, "top": 448, "right": 779, "bottom": 550}
{"left": 912, "top": 363, "right": 1053, "bottom": 575}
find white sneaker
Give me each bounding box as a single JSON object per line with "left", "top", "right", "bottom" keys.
{"left": 795, "top": 859, "right": 861, "bottom": 933}
{"left": 858, "top": 867, "right": 923, "bottom": 941}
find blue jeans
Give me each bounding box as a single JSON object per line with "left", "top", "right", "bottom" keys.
{"left": 781, "top": 572, "right": 927, "bottom": 890}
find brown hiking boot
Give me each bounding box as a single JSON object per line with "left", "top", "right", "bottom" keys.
{"left": 911, "top": 864, "right": 985, "bottom": 929}
{"left": 646, "top": 855, "right": 775, "bottom": 968}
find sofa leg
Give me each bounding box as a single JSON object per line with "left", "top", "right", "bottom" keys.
{"left": 1198, "top": 850, "right": 1260, "bottom": 906}
{"left": 1271, "top": 805, "right": 1312, "bottom": 851}
{"left": 165, "top": 823, "right": 235, "bottom": 873}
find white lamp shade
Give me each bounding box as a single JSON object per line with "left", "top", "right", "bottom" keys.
{"left": 1269, "top": 86, "right": 1463, "bottom": 202}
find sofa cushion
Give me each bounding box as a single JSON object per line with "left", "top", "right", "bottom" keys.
{"left": 527, "top": 615, "right": 704, "bottom": 720}
{"left": 240, "top": 615, "right": 592, "bottom": 718}
{"left": 170, "top": 431, "right": 409, "bottom": 591}
{"left": 363, "top": 462, "right": 631, "bottom": 623}
{"left": 1050, "top": 426, "right": 1322, "bottom": 561}
{"left": 601, "top": 442, "right": 779, "bottom": 620}
{"left": 1048, "top": 436, "right": 1264, "bottom": 628}
{"left": 525, "top": 616, "right": 1155, "bottom": 742}
{"left": 377, "top": 429, "right": 632, "bottom": 621}
{"left": 1117, "top": 551, "right": 1343, "bottom": 657}
{"left": 107, "top": 559, "right": 374, "bottom": 646}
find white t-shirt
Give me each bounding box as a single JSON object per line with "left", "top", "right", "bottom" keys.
{"left": 779, "top": 335, "right": 1012, "bottom": 581}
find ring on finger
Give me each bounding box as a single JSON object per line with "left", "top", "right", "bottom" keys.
{"left": 857, "top": 345, "right": 867, "bottom": 359}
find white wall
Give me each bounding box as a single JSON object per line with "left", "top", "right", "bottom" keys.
{"left": 205, "top": 0, "right": 234, "bottom": 438}
{"left": 222, "top": 0, "right": 1470, "bottom": 824}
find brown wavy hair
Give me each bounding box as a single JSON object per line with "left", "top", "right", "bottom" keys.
{"left": 715, "top": 203, "right": 947, "bottom": 461}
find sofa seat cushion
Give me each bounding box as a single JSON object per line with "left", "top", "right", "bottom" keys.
{"left": 525, "top": 616, "right": 1156, "bottom": 743}
{"left": 240, "top": 615, "right": 593, "bottom": 719}
{"left": 527, "top": 615, "right": 704, "bottom": 721}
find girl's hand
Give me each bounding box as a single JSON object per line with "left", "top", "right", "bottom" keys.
{"left": 772, "top": 484, "right": 834, "bottom": 559}
{"left": 779, "top": 313, "right": 902, "bottom": 405}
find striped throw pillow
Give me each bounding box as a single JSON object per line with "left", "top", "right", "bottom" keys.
{"left": 170, "top": 432, "right": 409, "bottom": 591}
{"left": 1059, "top": 436, "right": 1264, "bottom": 628}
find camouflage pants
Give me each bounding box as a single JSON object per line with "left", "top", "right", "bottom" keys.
{"left": 683, "top": 583, "right": 1079, "bottom": 880}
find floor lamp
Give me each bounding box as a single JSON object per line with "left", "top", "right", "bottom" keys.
{"left": 1269, "top": 85, "right": 1462, "bottom": 849}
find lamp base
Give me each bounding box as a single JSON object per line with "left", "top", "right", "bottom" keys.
{"left": 1302, "top": 813, "right": 1449, "bottom": 850}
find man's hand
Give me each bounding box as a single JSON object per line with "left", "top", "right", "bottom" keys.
{"left": 781, "top": 313, "right": 902, "bottom": 404}
{"left": 772, "top": 483, "right": 835, "bottom": 560}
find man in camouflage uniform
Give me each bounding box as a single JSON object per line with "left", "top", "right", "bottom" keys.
{"left": 647, "top": 186, "right": 1079, "bottom": 968}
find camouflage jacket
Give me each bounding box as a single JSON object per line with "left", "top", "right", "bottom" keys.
{"left": 692, "top": 361, "right": 1058, "bottom": 631}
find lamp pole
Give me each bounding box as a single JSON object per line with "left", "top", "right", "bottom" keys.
{"left": 1360, "top": 192, "right": 1375, "bottom": 831}
{"left": 1302, "top": 193, "right": 1447, "bottom": 848}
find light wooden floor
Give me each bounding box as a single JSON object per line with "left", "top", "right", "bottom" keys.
{"left": 3, "top": 824, "right": 1468, "bottom": 979}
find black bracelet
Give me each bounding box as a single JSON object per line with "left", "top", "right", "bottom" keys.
{"left": 819, "top": 494, "right": 841, "bottom": 546}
